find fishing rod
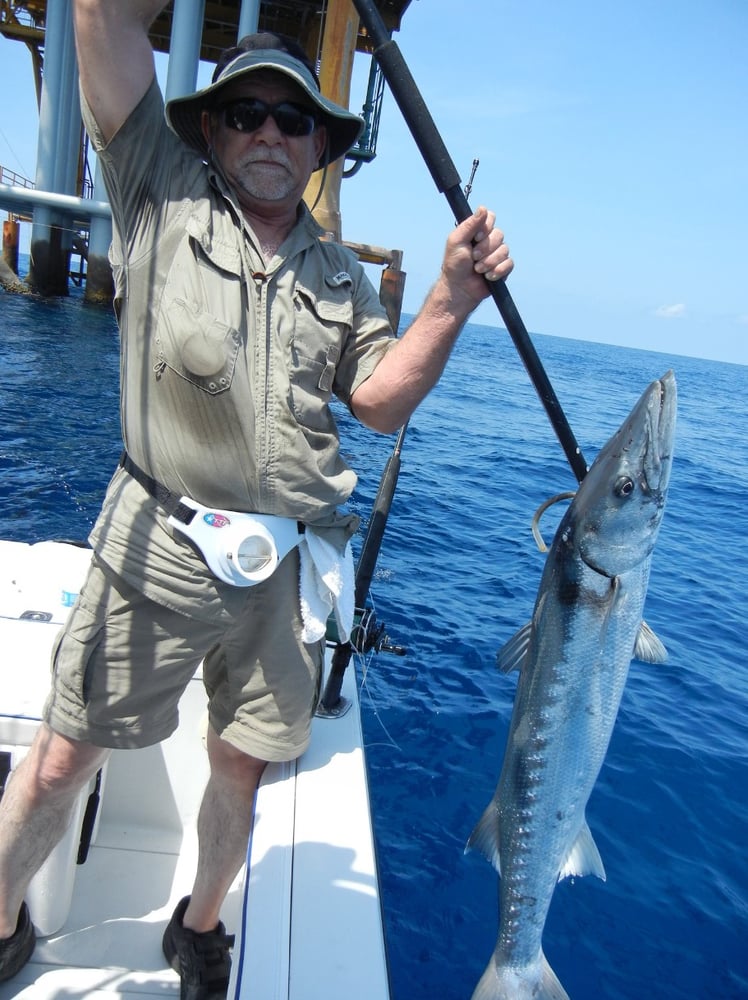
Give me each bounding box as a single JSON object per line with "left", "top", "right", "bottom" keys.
{"left": 317, "top": 421, "right": 408, "bottom": 717}
{"left": 317, "top": 255, "right": 409, "bottom": 717}
{"left": 351, "top": 0, "right": 589, "bottom": 484}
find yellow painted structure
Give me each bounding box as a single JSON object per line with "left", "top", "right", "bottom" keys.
{"left": 0, "top": 0, "right": 412, "bottom": 295}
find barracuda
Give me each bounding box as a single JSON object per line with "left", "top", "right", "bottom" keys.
{"left": 467, "top": 371, "right": 677, "bottom": 1000}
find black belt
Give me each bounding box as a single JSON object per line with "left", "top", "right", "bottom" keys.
{"left": 119, "top": 452, "right": 197, "bottom": 524}
{"left": 119, "top": 451, "right": 305, "bottom": 534}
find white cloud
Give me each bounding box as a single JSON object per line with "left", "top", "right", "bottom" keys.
{"left": 654, "top": 303, "right": 687, "bottom": 319}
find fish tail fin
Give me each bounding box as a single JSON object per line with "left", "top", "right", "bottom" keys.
{"left": 536, "top": 953, "right": 571, "bottom": 1000}
{"left": 465, "top": 801, "right": 501, "bottom": 873}
{"left": 470, "top": 952, "right": 570, "bottom": 1000}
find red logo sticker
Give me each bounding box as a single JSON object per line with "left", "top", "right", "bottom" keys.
{"left": 203, "top": 512, "right": 230, "bottom": 528}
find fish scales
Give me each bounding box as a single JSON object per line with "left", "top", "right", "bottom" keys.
{"left": 468, "top": 372, "right": 676, "bottom": 1000}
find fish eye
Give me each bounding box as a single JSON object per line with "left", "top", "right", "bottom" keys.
{"left": 614, "top": 476, "right": 635, "bottom": 497}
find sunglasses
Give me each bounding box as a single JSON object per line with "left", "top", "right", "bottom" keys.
{"left": 217, "top": 98, "right": 318, "bottom": 138}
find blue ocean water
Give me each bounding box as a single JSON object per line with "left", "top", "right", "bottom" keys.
{"left": 1, "top": 279, "right": 746, "bottom": 1000}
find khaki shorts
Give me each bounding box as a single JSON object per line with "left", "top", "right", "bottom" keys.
{"left": 44, "top": 553, "right": 324, "bottom": 762}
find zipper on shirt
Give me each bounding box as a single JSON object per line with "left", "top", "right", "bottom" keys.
{"left": 250, "top": 269, "right": 274, "bottom": 511}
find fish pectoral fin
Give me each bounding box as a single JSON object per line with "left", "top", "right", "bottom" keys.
{"left": 634, "top": 620, "right": 668, "bottom": 663}
{"left": 497, "top": 622, "right": 533, "bottom": 674}
{"left": 465, "top": 802, "right": 501, "bottom": 874}
{"left": 558, "top": 819, "right": 607, "bottom": 882}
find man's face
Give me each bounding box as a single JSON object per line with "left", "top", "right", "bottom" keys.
{"left": 201, "top": 71, "right": 327, "bottom": 216}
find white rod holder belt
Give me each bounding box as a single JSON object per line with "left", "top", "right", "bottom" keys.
{"left": 119, "top": 452, "right": 303, "bottom": 587}
{"left": 169, "top": 499, "right": 303, "bottom": 587}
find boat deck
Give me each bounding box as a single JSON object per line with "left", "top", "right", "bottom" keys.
{"left": 0, "top": 541, "right": 389, "bottom": 999}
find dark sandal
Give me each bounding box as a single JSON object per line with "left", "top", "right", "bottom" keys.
{"left": 0, "top": 902, "right": 36, "bottom": 983}
{"left": 162, "top": 896, "right": 234, "bottom": 1000}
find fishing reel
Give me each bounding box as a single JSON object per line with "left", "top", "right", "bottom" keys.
{"left": 318, "top": 607, "right": 405, "bottom": 719}
{"left": 326, "top": 606, "right": 406, "bottom": 657}
{"left": 351, "top": 606, "right": 406, "bottom": 657}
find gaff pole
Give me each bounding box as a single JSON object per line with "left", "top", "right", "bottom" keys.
{"left": 351, "top": 0, "right": 588, "bottom": 483}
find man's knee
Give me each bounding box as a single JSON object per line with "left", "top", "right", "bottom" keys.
{"left": 206, "top": 726, "right": 267, "bottom": 787}
{"left": 22, "top": 724, "right": 110, "bottom": 801}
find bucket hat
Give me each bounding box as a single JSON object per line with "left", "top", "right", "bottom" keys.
{"left": 165, "top": 33, "right": 364, "bottom": 170}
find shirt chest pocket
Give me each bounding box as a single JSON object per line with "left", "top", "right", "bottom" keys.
{"left": 156, "top": 297, "right": 241, "bottom": 395}
{"left": 292, "top": 276, "right": 353, "bottom": 396}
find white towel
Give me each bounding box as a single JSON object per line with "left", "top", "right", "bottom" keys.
{"left": 298, "top": 530, "right": 355, "bottom": 644}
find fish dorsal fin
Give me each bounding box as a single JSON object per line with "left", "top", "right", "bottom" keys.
{"left": 558, "top": 818, "right": 607, "bottom": 882}
{"left": 497, "top": 622, "right": 533, "bottom": 674}
{"left": 465, "top": 801, "right": 502, "bottom": 874}
{"left": 634, "top": 620, "right": 668, "bottom": 663}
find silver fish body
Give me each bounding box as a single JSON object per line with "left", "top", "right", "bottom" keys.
{"left": 468, "top": 371, "right": 677, "bottom": 1000}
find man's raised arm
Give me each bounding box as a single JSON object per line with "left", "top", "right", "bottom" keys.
{"left": 73, "top": 0, "right": 168, "bottom": 142}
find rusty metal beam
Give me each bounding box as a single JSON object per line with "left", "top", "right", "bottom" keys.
{"left": 0, "top": 20, "right": 42, "bottom": 41}
{"left": 146, "top": 0, "right": 411, "bottom": 65}
{"left": 3, "top": 1, "right": 412, "bottom": 72}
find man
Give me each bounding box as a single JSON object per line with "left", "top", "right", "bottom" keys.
{"left": 0, "top": 2, "right": 513, "bottom": 996}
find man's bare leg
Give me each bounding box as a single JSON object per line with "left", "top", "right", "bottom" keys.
{"left": 0, "top": 723, "right": 110, "bottom": 938}
{"left": 183, "top": 725, "right": 267, "bottom": 933}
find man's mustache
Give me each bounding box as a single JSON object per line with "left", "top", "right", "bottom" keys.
{"left": 240, "top": 151, "right": 292, "bottom": 169}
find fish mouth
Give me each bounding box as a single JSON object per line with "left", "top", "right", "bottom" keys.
{"left": 575, "top": 370, "right": 677, "bottom": 578}
{"left": 645, "top": 370, "right": 677, "bottom": 495}
{"left": 597, "top": 369, "right": 677, "bottom": 496}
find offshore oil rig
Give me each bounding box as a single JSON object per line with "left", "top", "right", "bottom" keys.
{"left": 0, "top": 0, "right": 410, "bottom": 305}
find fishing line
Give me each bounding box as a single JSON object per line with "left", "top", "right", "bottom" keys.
{"left": 357, "top": 652, "right": 403, "bottom": 752}
{"left": 0, "top": 127, "right": 32, "bottom": 179}
{"left": 356, "top": 593, "right": 403, "bottom": 752}
{"left": 0, "top": 452, "right": 92, "bottom": 523}
{"left": 8, "top": 219, "right": 90, "bottom": 240}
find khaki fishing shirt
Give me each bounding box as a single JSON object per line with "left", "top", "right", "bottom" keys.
{"left": 81, "top": 81, "right": 395, "bottom": 618}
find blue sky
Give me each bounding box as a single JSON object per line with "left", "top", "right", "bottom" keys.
{"left": 1, "top": 0, "right": 746, "bottom": 365}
